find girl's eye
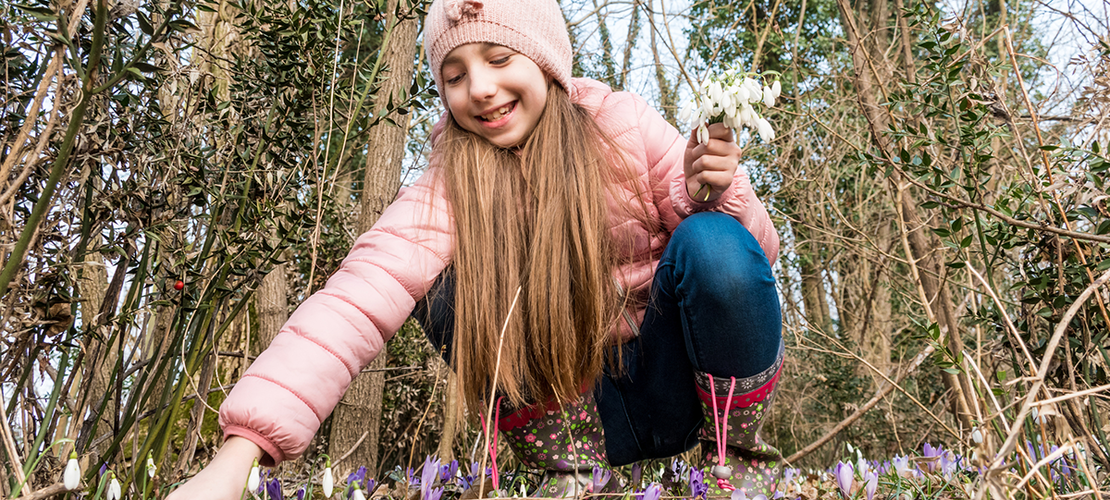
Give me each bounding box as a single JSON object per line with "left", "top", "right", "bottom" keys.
{"left": 445, "top": 73, "right": 464, "bottom": 85}
{"left": 491, "top": 55, "right": 511, "bottom": 65}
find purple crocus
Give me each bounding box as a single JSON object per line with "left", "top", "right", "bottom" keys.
{"left": 266, "top": 478, "right": 284, "bottom": 500}
{"left": 834, "top": 461, "right": 854, "bottom": 499}
{"left": 457, "top": 462, "right": 481, "bottom": 490}
{"left": 631, "top": 463, "right": 642, "bottom": 488}
{"left": 688, "top": 468, "right": 708, "bottom": 500}
{"left": 99, "top": 464, "right": 108, "bottom": 477}
{"left": 591, "top": 465, "right": 612, "bottom": 492}
{"left": 420, "top": 456, "right": 441, "bottom": 500}
{"left": 922, "top": 443, "right": 943, "bottom": 472}
{"left": 440, "top": 460, "right": 459, "bottom": 483}
{"left": 426, "top": 486, "right": 444, "bottom": 500}
{"left": 641, "top": 483, "right": 663, "bottom": 500}
{"left": 864, "top": 470, "right": 877, "bottom": 500}
{"left": 295, "top": 487, "right": 306, "bottom": 500}
{"left": 891, "top": 455, "right": 911, "bottom": 477}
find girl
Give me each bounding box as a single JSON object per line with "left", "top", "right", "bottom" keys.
{"left": 168, "top": 0, "right": 783, "bottom": 498}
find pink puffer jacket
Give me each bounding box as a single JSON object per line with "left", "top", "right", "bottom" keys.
{"left": 219, "top": 78, "right": 779, "bottom": 465}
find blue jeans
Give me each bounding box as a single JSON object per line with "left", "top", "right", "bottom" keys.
{"left": 413, "top": 212, "right": 782, "bottom": 466}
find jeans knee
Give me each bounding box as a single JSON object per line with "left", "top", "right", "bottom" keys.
{"left": 668, "top": 213, "right": 771, "bottom": 287}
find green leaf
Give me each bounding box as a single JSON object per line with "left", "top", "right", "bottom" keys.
{"left": 137, "top": 11, "right": 153, "bottom": 35}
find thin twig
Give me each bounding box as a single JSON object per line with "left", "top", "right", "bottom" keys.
{"left": 477, "top": 286, "right": 523, "bottom": 500}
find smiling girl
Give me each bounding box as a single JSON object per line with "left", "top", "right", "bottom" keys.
{"left": 167, "top": 0, "right": 784, "bottom": 498}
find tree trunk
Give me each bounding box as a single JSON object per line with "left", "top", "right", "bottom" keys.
{"left": 835, "top": 0, "right": 977, "bottom": 427}
{"left": 327, "top": 0, "right": 419, "bottom": 476}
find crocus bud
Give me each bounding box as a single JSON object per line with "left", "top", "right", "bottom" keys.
{"left": 247, "top": 459, "right": 261, "bottom": 493}
{"left": 322, "top": 460, "right": 334, "bottom": 498}
{"left": 64, "top": 451, "right": 81, "bottom": 490}
{"left": 107, "top": 473, "right": 123, "bottom": 500}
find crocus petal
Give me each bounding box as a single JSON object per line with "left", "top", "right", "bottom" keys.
{"left": 864, "top": 471, "right": 878, "bottom": 500}
{"left": 64, "top": 455, "right": 81, "bottom": 490}
{"left": 834, "top": 461, "right": 854, "bottom": 499}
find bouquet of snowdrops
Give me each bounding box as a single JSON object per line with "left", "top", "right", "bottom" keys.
{"left": 679, "top": 66, "right": 782, "bottom": 145}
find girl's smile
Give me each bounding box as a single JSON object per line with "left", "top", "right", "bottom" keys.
{"left": 441, "top": 43, "right": 549, "bottom": 148}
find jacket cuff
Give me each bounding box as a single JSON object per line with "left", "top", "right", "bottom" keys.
{"left": 224, "top": 425, "right": 285, "bottom": 466}
{"left": 671, "top": 173, "right": 740, "bottom": 217}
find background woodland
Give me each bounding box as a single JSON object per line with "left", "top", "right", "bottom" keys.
{"left": 1, "top": 0, "right": 1109, "bottom": 497}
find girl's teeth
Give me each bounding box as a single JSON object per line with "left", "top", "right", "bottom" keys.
{"left": 482, "top": 105, "right": 511, "bottom": 121}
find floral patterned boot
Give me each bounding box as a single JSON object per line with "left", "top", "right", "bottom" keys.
{"left": 496, "top": 391, "right": 617, "bottom": 497}
{"left": 694, "top": 344, "right": 785, "bottom": 499}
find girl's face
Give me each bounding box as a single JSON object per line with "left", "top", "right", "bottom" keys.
{"left": 441, "top": 43, "right": 549, "bottom": 149}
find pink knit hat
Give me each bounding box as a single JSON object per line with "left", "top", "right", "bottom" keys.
{"left": 425, "top": 0, "right": 573, "bottom": 96}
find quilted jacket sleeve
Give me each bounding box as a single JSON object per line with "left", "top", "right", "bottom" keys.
{"left": 218, "top": 167, "right": 454, "bottom": 465}
{"left": 629, "top": 93, "right": 780, "bottom": 265}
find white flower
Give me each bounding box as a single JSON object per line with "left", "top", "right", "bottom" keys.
{"left": 734, "top": 85, "right": 750, "bottom": 105}
{"left": 743, "top": 78, "right": 762, "bottom": 103}
{"left": 697, "top": 123, "right": 710, "bottom": 145}
{"left": 755, "top": 117, "right": 775, "bottom": 142}
{"left": 762, "top": 85, "right": 776, "bottom": 107}
{"left": 708, "top": 81, "right": 724, "bottom": 113}
{"left": 352, "top": 488, "right": 367, "bottom": 500}
{"left": 107, "top": 474, "right": 122, "bottom": 500}
{"left": 738, "top": 103, "right": 756, "bottom": 128}
{"left": 63, "top": 452, "right": 80, "bottom": 490}
{"left": 247, "top": 460, "right": 261, "bottom": 493}
{"left": 971, "top": 427, "right": 983, "bottom": 444}
{"left": 846, "top": 443, "right": 854, "bottom": 453}
{"left": 679, "top": 102, "right": 695, "bottom": 123}
{"left": 322, "top": 463, "right": 334, "bottom": 498}
{"left": 146, "top": 453, "right": 156, "bottom": 479}
{"left": 771, "top": 80, "right": 782, "bottom": 98}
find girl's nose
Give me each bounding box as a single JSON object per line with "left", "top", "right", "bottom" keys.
{"left": 468, "top": 69, "right": 497, "bottom": 101}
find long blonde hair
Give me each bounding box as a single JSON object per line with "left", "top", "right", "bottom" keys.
{"left": 436, "top": 82, "right": 627, "bottom": 412}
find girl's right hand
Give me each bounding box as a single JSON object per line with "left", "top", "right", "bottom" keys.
{"left": 165, "top": 436, "right": 264, "bottom": 500}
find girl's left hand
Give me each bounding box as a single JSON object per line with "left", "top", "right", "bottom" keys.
{"left": 683, "top": 122, "right": 741, "bottom": 203}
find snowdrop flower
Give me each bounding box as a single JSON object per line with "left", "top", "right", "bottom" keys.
{"left": 771, "top": 80, "right": 782, "bottom": 98}
{"left": 743, "top": 78, "right": 762, "bottom": 103}
{"left": 738, "top": 103, "right": 756, "bottom": 128}
{"left": 248, "top": 459, "right": 261, "bottom": 493}
{"left": 322, "top": 459, "right": 335, "bottom": 498}
{"left": 107, "top": 473, "right": 123, "bottom": 500}
{"left": 697, "top": 123, "right": 710, "bottom": 145}
{"left": 351, "top": 487, "right": 366, "bottom": 500}
{"left": 63, "top": 452, "right": 81, "bottom": 490}
{"left": 846, "top": 443, "right": 855, "bottom": 454}
{"left": 734, "top": 85, "right": 750, "bottom": 105}
{"left": 679, "top": 102, "right": 695, "bottom": 123}
{"left": 971, "top": 427, "right": 983, "bottom": 444}
{"left": 146, "top": 453, "right": 156, "bottom": 479}
{"left": 755, "top": 116, "right": 775, "bottom": 142}
{"left": 762, "top": 85, "right": 776, "bottom": 107}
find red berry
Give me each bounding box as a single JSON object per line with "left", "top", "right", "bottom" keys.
{"left": 174, "top": 280, "right": 184, "bottom": 290}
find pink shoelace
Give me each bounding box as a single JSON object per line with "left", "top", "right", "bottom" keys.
{"left": 479, "top": 397, "right": 503, "bottom": 491}
{"left": 709, "top": 375, "right": 738, "bottom": 492}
